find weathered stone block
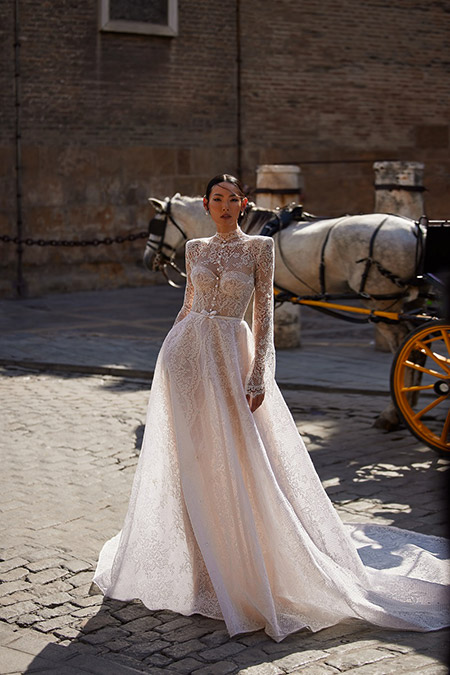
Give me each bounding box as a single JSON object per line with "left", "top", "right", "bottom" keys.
{"left": 162, "top": 638, "right": 204, "bottom": 659}
{"left": 239, "top": 664, "right": 283, "bottom": 675}
{"left": 123, "top": 638, "right": 171, "bottom": 658}
{"left": 145, "top": 651, "right": 173, "bottom": 667}
{"left": 26, "top": 568, "right": 67, "bottom": 586}
{"left": 26, "top": 557, "right": 68, "bottom": 573}
{"left": 37, "top": 592, "right": 74, "bottom": 608}
{"left": 111, "top": 602, "right": 151, "bottom": 624}
{"left": 0, "top": 558, "right": 30, "bottom": 575}
{"left": 168, "top": 656, "right": 208, "bottom": 674}
{"left": 324, "top": 646, "right": 396, "bottom": 670}
{"left": 81, "top": 626, "right": 124, "bottom": 645}
{"left": 199, "top": 629, "right": 231, "bottom": 648}
{"left": 199, "top": 640, "right": 246, "bottom": 660}
{"left": 0, "top": 601, "right": 39, "bottom": 621}
{"left": 0, "top": 566, "right": 29, "bottom": 583}
{"left": 192, "top": 661, "right": 237, "bottom": 675}
{"left": 154, "top": 616, "right": 192, "bottom": 634}
{"left": 79, "top": 612, "right": 119, "bottom": 634}
{"left": 273, "top": 649, "right": 330, "bottom": 671}
{"left": 120, "top": 615, "right": 162, "bottom": 633}
{"left": 34, "top": 613, "right": 77, "bottom": 633}
{"left": 0, "top": 579, "right": 31, "bottom": 597}
{"left": 16, "top": 613, "right": 40, "bottom": 627}
{"left": 161, "top": 624, "right": 212, "bottom": 643}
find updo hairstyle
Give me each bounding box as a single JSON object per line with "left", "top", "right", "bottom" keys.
{"left": 204, "top": 174, "right": 245, "bottom": 202}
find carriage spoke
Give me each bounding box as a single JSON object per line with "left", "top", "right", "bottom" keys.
{"left": 392, "top": 322, "right": 450, "bottom": 454}
{"left": 441, "top": 410, "right": 450, "bottom": 443}
{"left": 421, "top": 339, "right": 450, "bottom": 366}
{"left": 441, "top": 328, "right": 450, "bottom": 358}
{"left": 412, "top": 395, "right": 447, "bottom": 421}
{"left": 404, "top": 360, "right": 444, "bottom": 378}
{"left": 415, "top": 339, "right": 450, "bottom": 375}
{"left": 430, "top": 352, "right": 450, "bottom": 366}
{"left": 400, "top": 383, "right": 436, "bottom": 392}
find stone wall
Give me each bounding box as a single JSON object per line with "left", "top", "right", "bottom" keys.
{"left": 1, "top": 0, "right": 448, "bottom": 297}
{"left": 239, "top": 0, "right": 449, "bottom": 216}
{"left": 0, "top": 1, "right": 240, "bottom": 297}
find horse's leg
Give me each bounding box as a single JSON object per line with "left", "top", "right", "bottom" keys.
{"left": 372, "top": 320, "right": 411, "bottom": 430}
{"left": 372, "top": 322, "right": 428, "bottom": 432}
{"left": 356, "top": 294, "right": 413, "bottom": 430}
{"left": 393, "top": 289, "right": 429, "bottom": 409}
{"left": 372, "top": 285, "right": 429, "bottom": 429}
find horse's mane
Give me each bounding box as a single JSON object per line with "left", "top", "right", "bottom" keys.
{"left": 242, "top": 205, "right": 275, "bottom": 235}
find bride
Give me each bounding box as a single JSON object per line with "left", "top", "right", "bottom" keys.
{"left": 93, "top": 174, "right": 449, "bottom": 642}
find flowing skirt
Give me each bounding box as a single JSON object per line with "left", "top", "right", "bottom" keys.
{"left": 93, "top": 312, "right": 450, "bottom": 641}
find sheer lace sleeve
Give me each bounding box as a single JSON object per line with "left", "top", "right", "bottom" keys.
{"left": 173, "top": 242, "right": 195, "bottom": 326}
{"left": 246, "top": 237, "right": 275, "bottom": 396}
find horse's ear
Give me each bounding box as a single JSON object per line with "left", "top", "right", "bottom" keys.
{"left": 173, "top": 192, "right": 181, "bottom": 199}
{"left": 148, "top": 198, "right": 165, "bottom": 212}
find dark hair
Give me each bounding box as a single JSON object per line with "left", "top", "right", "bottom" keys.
{"left": 204, "top": 174, "right": 245, "bottom": 202}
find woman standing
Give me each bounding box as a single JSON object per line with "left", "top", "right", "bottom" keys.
{"left": 94, "top": 174, "right": 449, "bottom": 641}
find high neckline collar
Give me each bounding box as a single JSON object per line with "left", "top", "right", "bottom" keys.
{"left": 213, "top": 227, "right": 244, "bottom": 242}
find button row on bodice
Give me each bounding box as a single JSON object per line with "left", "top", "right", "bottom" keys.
{"left": 209, "top": 277, "right": 218, "bottom": 313}
{"left": 195, "top": 226, "right": 250, "bottom": 316}
{"left": 207, "top": 245, "right": 225, "bottom": 315}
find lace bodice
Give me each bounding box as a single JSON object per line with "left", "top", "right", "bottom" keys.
{"left": 174, "top": 228, "right": 275, "bottom": 395}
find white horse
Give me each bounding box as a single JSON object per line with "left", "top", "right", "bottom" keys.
{"left": 145, "top": 194, "right": 425, "bottom": 429}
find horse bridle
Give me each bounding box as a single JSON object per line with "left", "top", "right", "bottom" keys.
{"left": 146, "top": 198, "right": 188, "bottom": 287}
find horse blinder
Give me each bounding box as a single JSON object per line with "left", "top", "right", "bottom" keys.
{"left": 147, "top": 213, "right": 167, "bottom": 238}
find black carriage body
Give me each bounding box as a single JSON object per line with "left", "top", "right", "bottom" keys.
{"left": 423, "top": 220, "right": 450, "bottom": 276}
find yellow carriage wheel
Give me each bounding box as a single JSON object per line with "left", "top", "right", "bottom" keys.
{"left": 390, "top": 321, "right": 450, "bottom": 455}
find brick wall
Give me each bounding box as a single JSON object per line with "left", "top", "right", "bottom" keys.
{"left": 239, "top": 0, "right": 449, "bottom": 215}
{"left": 0, "top": 0, "right": 240, "bottom": 297}
{"left": 1, "top": 0, "right": 448, "bottom": 296}
{"left": 0, "top": 1, "right": 17, "bottom": 292}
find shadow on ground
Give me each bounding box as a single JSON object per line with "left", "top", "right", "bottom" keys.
{"left": 21, "top": 598, "right": 450, "bottom": 674}
{"left": 285, "top": 391, "right": 450, "bottom": 539}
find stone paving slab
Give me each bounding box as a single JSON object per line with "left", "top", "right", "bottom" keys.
{"left": 1, "top": 367, "right": 449, "bottom": 673}
{"left": 0, "top": 286, "right": 391, "bottom": 393}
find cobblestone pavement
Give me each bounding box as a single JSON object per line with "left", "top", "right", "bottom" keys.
{"left": 1, "top": 366, "right": 449, "bottom": 674}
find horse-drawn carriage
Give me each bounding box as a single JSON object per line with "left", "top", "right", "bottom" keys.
{"left": 144, "top": 195, "right": 450, "bottom": 456}
{"left": 272, "top": 218, "right": 449, "bottom": 456}
{"left": 389, "top": 223, "right": 449, "bottom": 456}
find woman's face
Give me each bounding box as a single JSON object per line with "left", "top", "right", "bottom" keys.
{"left": 203, "top": 182, "right": 248, "bottom": 229}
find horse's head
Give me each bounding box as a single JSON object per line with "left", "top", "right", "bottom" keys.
{"left": 144, "top": 193, "right": 214, "bottom": 282}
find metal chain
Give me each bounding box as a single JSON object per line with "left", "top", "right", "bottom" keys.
{"left": 0, "top": 231, "right": 148, "bottom": 247}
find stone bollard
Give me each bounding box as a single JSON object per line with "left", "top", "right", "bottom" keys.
{"left": 374, "top": 161, "right": 425, "bottom": 220}
{"left": 256, "top": 165, "right": 302, "bottom": 349}
{"left": 373, "top": 161, "right": 425, "bottom": 350}
{"left": 255, "top": 164, "right": 303, "bottom": 209}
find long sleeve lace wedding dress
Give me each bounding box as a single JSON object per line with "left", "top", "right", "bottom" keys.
{"left": 93, "top": 227, "right": 449, "bottom": 641}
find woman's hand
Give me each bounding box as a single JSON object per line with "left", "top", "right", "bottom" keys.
{"left": 246, "top": 392, "right": 265, "bottom": 413}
